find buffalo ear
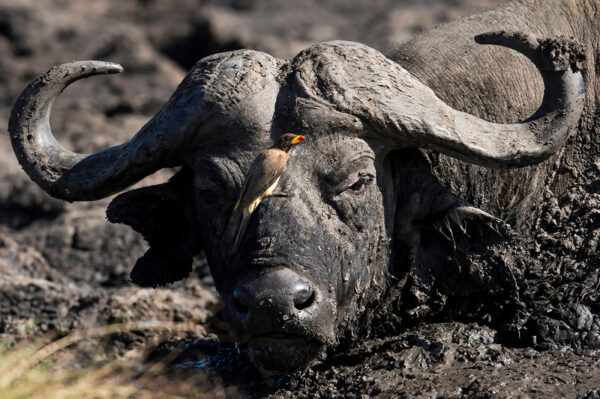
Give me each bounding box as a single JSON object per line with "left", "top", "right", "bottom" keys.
{"left": 107, "top": 168, "right": 202, "bottom": 287}
{"left": 106, "top": 168, "right": 194, "bottom": 243}
{"left": 431, "top": 204, "right": 507, "bottom": 251}
{"left": 390, "top": 148, "right": 507, "bottom": 252}
{"left": 390, "top": 149, "right": 513, "bottom": 319}
{"left": 129, "top": 247, "right": 194, "bottom": 288}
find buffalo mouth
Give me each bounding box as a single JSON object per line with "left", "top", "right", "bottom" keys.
{"left": 244, "top": 334, "right": 323, "bottom": 373}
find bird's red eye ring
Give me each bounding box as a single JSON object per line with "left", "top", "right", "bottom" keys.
{"left": 286, "top": 136, "right": 291, "bottom": 141}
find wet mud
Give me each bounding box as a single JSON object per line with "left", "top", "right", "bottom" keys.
{"left": 1, "top": 0, "right": 599, "bottom": 397}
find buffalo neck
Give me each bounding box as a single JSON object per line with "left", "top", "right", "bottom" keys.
{"left": 394, "top": 0, "right": 597, "bottom": 125}
{"left": 391, "top": 0, "right": 598, "bottom": 231}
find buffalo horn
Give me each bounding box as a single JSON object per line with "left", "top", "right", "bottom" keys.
{"left": 9, "top": 61, "right": 202, "bottom": 201}
{"left": 394, "top": 31, "right": 585, "bottom": 167}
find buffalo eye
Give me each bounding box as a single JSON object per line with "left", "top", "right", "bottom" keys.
{"left": 198, "top": 189, "right": 219, "bottom": 203}
{"left": 344, "top": 175, "right": 373, "bottom": 195}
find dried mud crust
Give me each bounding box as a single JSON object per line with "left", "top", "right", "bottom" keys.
{"left": 2, "top": 0, "right": 600, "bottom": 397}
{"left": 538, "top": 36, "right": 587, "bottom": 72}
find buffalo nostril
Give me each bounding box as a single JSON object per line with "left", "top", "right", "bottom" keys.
{"left": 233, "top": 287, "right": 250, "bottom": 314}
{"left": 292, "top": 280, "right": 315, "bottom": 310}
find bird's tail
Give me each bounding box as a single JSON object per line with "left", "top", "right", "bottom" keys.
{"left": 231, "top": 208, "right": 251, "bottom": 256}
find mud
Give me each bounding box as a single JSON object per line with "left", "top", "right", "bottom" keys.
{"left": 1, "top": 0, "right": 599, "bottom": 397}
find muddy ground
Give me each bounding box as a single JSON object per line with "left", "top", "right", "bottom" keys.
{"left": 0, "top": 0, "right": 599, "bottom": 397}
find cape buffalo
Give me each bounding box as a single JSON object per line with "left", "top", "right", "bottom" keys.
{"left": 8, "top": 0, "right": 599, "bottom": 373}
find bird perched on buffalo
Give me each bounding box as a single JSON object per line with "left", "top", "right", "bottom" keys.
{"left": 230, "top": 133, "right": 306, "bottom": 254}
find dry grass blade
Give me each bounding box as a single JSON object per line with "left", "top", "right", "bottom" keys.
{"left": 0, "top": 320, "right": 210, "bottom": 398}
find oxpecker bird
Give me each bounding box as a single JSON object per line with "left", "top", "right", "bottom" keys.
{"left": 231, "top": 133, "right": 306, "bottom": 254}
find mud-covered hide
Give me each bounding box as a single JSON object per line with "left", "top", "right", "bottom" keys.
{"left": 394, "top": 3, "right": 595, "bottom": 233}
{"left": 383, "top": 149, "right": 516, "bottom": 323}
{"left": 6, "top": 0, "right": 600, "bottom": 375}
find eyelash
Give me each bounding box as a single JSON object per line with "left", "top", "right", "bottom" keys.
{"left": 345, "top": 175, "right": 373, "bottom": 194}
{"left": 198, "top": 188, "right": 219, "bottom": 203}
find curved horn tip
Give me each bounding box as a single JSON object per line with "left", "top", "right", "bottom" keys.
{"left": 474, "top": 30, "right": 539, "bottom": 51}
{"left": 50, "top": 60, "right": 124, "bottom": 79}
{"left": 475, "top": 31, "right": 586, "bottom": 73}
{"left": 102, "top": 62, "right": 124, "bottom": 74}
{"left": 76, "top": 60, "right": 124, "bottom": 75}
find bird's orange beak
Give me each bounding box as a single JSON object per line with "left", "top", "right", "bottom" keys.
{"left": 291, "top": 135, "right": 305, "bottom": 144}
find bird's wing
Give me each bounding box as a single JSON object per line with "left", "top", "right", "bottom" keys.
{"left": 233, "top": 150, "right": 287, "bottom": 212}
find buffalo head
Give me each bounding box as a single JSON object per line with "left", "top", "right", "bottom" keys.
{"left": 9, "top": 32, "right": 584, "bottom": 372}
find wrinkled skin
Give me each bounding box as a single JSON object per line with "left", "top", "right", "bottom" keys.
{"left": 395, "top": 0, "right": 599, "bottom": 232}
{"left": 8, "top": 0, "right": 599, "bottom": 373}
{"left": 193, "top": 135, "right": 391, "bottom": 371}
